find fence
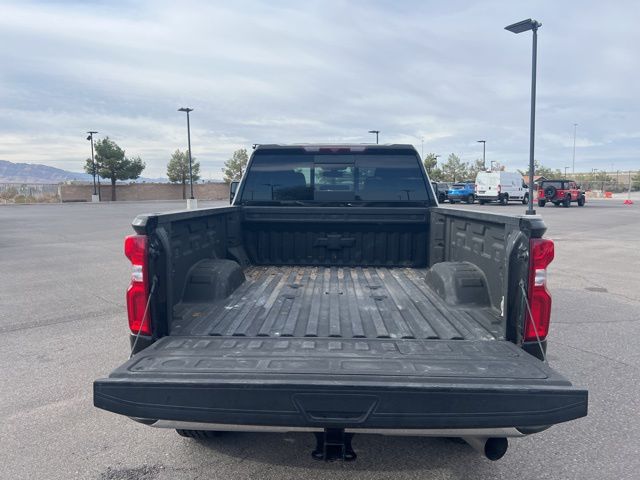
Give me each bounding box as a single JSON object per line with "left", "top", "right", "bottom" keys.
{"left": 59, "top": 182, "right": 229, "bottom": 202}
{"left": 573, "top": 171, "right": 639, "bottom": 194}
{"left": 0, "top": 183, "right": 61, "bottom": 204}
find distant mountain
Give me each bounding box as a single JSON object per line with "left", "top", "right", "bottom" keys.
{"left": 0, "top": 160, "right": 92, "bottom": 183}
{"left": 0, "top": 160, "right": 167, "bottom": 184}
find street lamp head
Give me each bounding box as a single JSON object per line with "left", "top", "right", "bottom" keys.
{"left": 178, "top": 107, "right": 193, "bottom": 113}
{"left": 368, "top": 130, "right": 379, "bottom": 134}
{"left": 477, "top": 140, "right": 486, "bottom": 144}
{"left": 505, "top": 18, "right": 541, "bottom": 34}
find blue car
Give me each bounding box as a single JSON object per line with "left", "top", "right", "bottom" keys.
{"left": 447, "top": 182, "right": 476, "bottom": 204}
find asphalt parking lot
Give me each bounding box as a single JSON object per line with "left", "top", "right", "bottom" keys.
{"left": 1, "top": 199, "right": 639, "bottom": 480}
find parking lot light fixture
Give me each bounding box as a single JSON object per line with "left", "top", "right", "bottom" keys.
{"left": 505, "top": 18, "right": 542, "bottom": 216}
{"left": 368, "top": 130, "right": 379, "bottom": 144}
{"left": 178, "top": 108, "right": 195, "bottom": 200}
{"left": 477, "top": 140, "right": 486, "bottom": 169}
{"left": 565, "top": 166, "right": 569, "bottom": 177}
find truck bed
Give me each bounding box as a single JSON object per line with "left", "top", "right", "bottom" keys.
{"left": 172, "top": 266, "right": 502, "bottom": 341}
{"left": 95, "top": 197, "right": 588, "bottom": 434}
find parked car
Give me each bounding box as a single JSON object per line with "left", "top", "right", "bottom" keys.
{"left": 94, "top": 144, "right": 587, "bottom": 462}
{"left": 447, "top": 182, "right": 475, "bottom": 203}
{"left": 537, "top": 180, "right": 585, "bottom": 207}
{"left": 475, "top": 171, "right": 529, "bottom": 205}
{"left": 431, "top": 181, "right": 450, "bottom": 203}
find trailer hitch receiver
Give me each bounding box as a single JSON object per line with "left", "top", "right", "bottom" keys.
{"left": 311, "top": 428, "right": 356, "bottom": 461}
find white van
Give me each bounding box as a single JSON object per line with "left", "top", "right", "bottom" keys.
{"left": 475, "top": 171, "right": 528, "bottom": 205}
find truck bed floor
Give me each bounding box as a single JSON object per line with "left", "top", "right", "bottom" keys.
{"left": 172, "top": 266, "right": 501, "bottom": 341}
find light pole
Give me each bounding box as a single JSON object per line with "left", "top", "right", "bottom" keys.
{"left": 421, "top": 136, "right": 424, "bottom": 159}
{"left": 564, "top": 166, "right": 569, "bottom": 177}
{"left": 506, "top": 18, "right": 542, "bottom": 216}
{"left": 572, "top": 123, "right": 578, "bottom": 174}
{"left": 368, "top": 130, "right": 379, "bottom": 144}
{"left": 477, "top": 140, "right": 486, "bottom": 169}
{"left": 178, "top": 107, "right": 195, "bottom": 202}
{"left": 86, "top": 131, "right": 98, "bottom": 201}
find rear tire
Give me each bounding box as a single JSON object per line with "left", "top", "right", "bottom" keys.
{"left": 578, "top": 196, "right": 585, "bottom": 206}
{"left": 499, "top": 194, "right": 507, "bottom": 205}
{"left": 538, "top": 200, "right": 546, "bottom": 207}
{"left": 564, "top": 195, "right": 571, "bottom": 207}
{"left": 522, "top": 194, "right": 529, "bottom": 205}
{"left": 466, "top": 194, "right": 475, "bottom": 204}
{"left": 479, "top": 200, "right": 487, "bottom": 205}
{"left": 176, "top": 429, "right": 222, "bottom": 439}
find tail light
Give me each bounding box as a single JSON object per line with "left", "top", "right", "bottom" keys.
{"left": 124, "top": 235, "right": 152, "bottom": 336}
{"left": 525, "top": 238, "right": 554, "bottom": 342}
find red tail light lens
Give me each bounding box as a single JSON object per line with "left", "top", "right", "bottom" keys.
{"left": 525, "top": 238, "right": 554, "bottom": 342}
{"left": 124, "top": 235, "right": 152, "bottom": 336}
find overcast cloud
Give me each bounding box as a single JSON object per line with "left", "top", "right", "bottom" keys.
{"left": 0, "top": 0, "right": 638, "bottom": 178}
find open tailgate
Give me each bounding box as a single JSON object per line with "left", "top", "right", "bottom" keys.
{"left": 94, "top": 337, "right": 587, "bottom": 429}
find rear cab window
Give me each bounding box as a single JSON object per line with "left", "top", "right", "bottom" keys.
{"left": 238, "top": 147, "right": 433, "bottom": 206}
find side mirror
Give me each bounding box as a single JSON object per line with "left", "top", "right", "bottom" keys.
{"left": 229, "top": 181, "right": 239, "bottom": 204}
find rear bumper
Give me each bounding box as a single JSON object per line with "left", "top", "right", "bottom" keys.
{"left": 476, "top": 195, "right": 499, "bottom": 201}
{"left": 147, "top": 420, "right": 529, "bottom": 437}
{"left": 447, "top": 194, "right": 471, "bottom": 201}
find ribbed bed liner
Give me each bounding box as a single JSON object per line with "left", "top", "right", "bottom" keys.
{"left": 172, "top": 266, "right": 502, "bottom": 340}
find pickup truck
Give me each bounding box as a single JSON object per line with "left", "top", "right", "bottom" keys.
{"left": 94, "top": 145, "right": 587, "bottom": 462}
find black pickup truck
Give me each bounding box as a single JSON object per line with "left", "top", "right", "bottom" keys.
{"left": 94, "top": 145, "right": 587, "bottom": 461}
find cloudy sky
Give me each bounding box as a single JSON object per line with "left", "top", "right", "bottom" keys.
{"left": 0, "top": 0, "right": 638, "bottom": 179}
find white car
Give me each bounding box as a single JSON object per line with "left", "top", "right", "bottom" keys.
{"left": 475, "top": 171, "right": 528, "bottom": 205}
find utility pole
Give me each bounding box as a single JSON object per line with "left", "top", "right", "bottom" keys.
{"left": 505, "top": 18, "right": 542, "bottom": 215}
{"left": 368, "top": 130, "right": 379, "bottom": 144}
{"left": 572, "top": 123, "right": 578, "bottom": 174}
{"left": 86, "top": 131, "right": 98, "bottom": 202}
{"left": 178, "top": 107, "right": 195, "bottom": 207}
{"left": 625, "top": 171, "right": 633, "bottom": 205}
{"left": 477, "top": 140, "right": 486, "bottom": 169}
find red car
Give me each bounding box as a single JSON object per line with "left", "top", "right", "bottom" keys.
{"left": 537, "top": 180, "right": 585, "bottom": 207}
